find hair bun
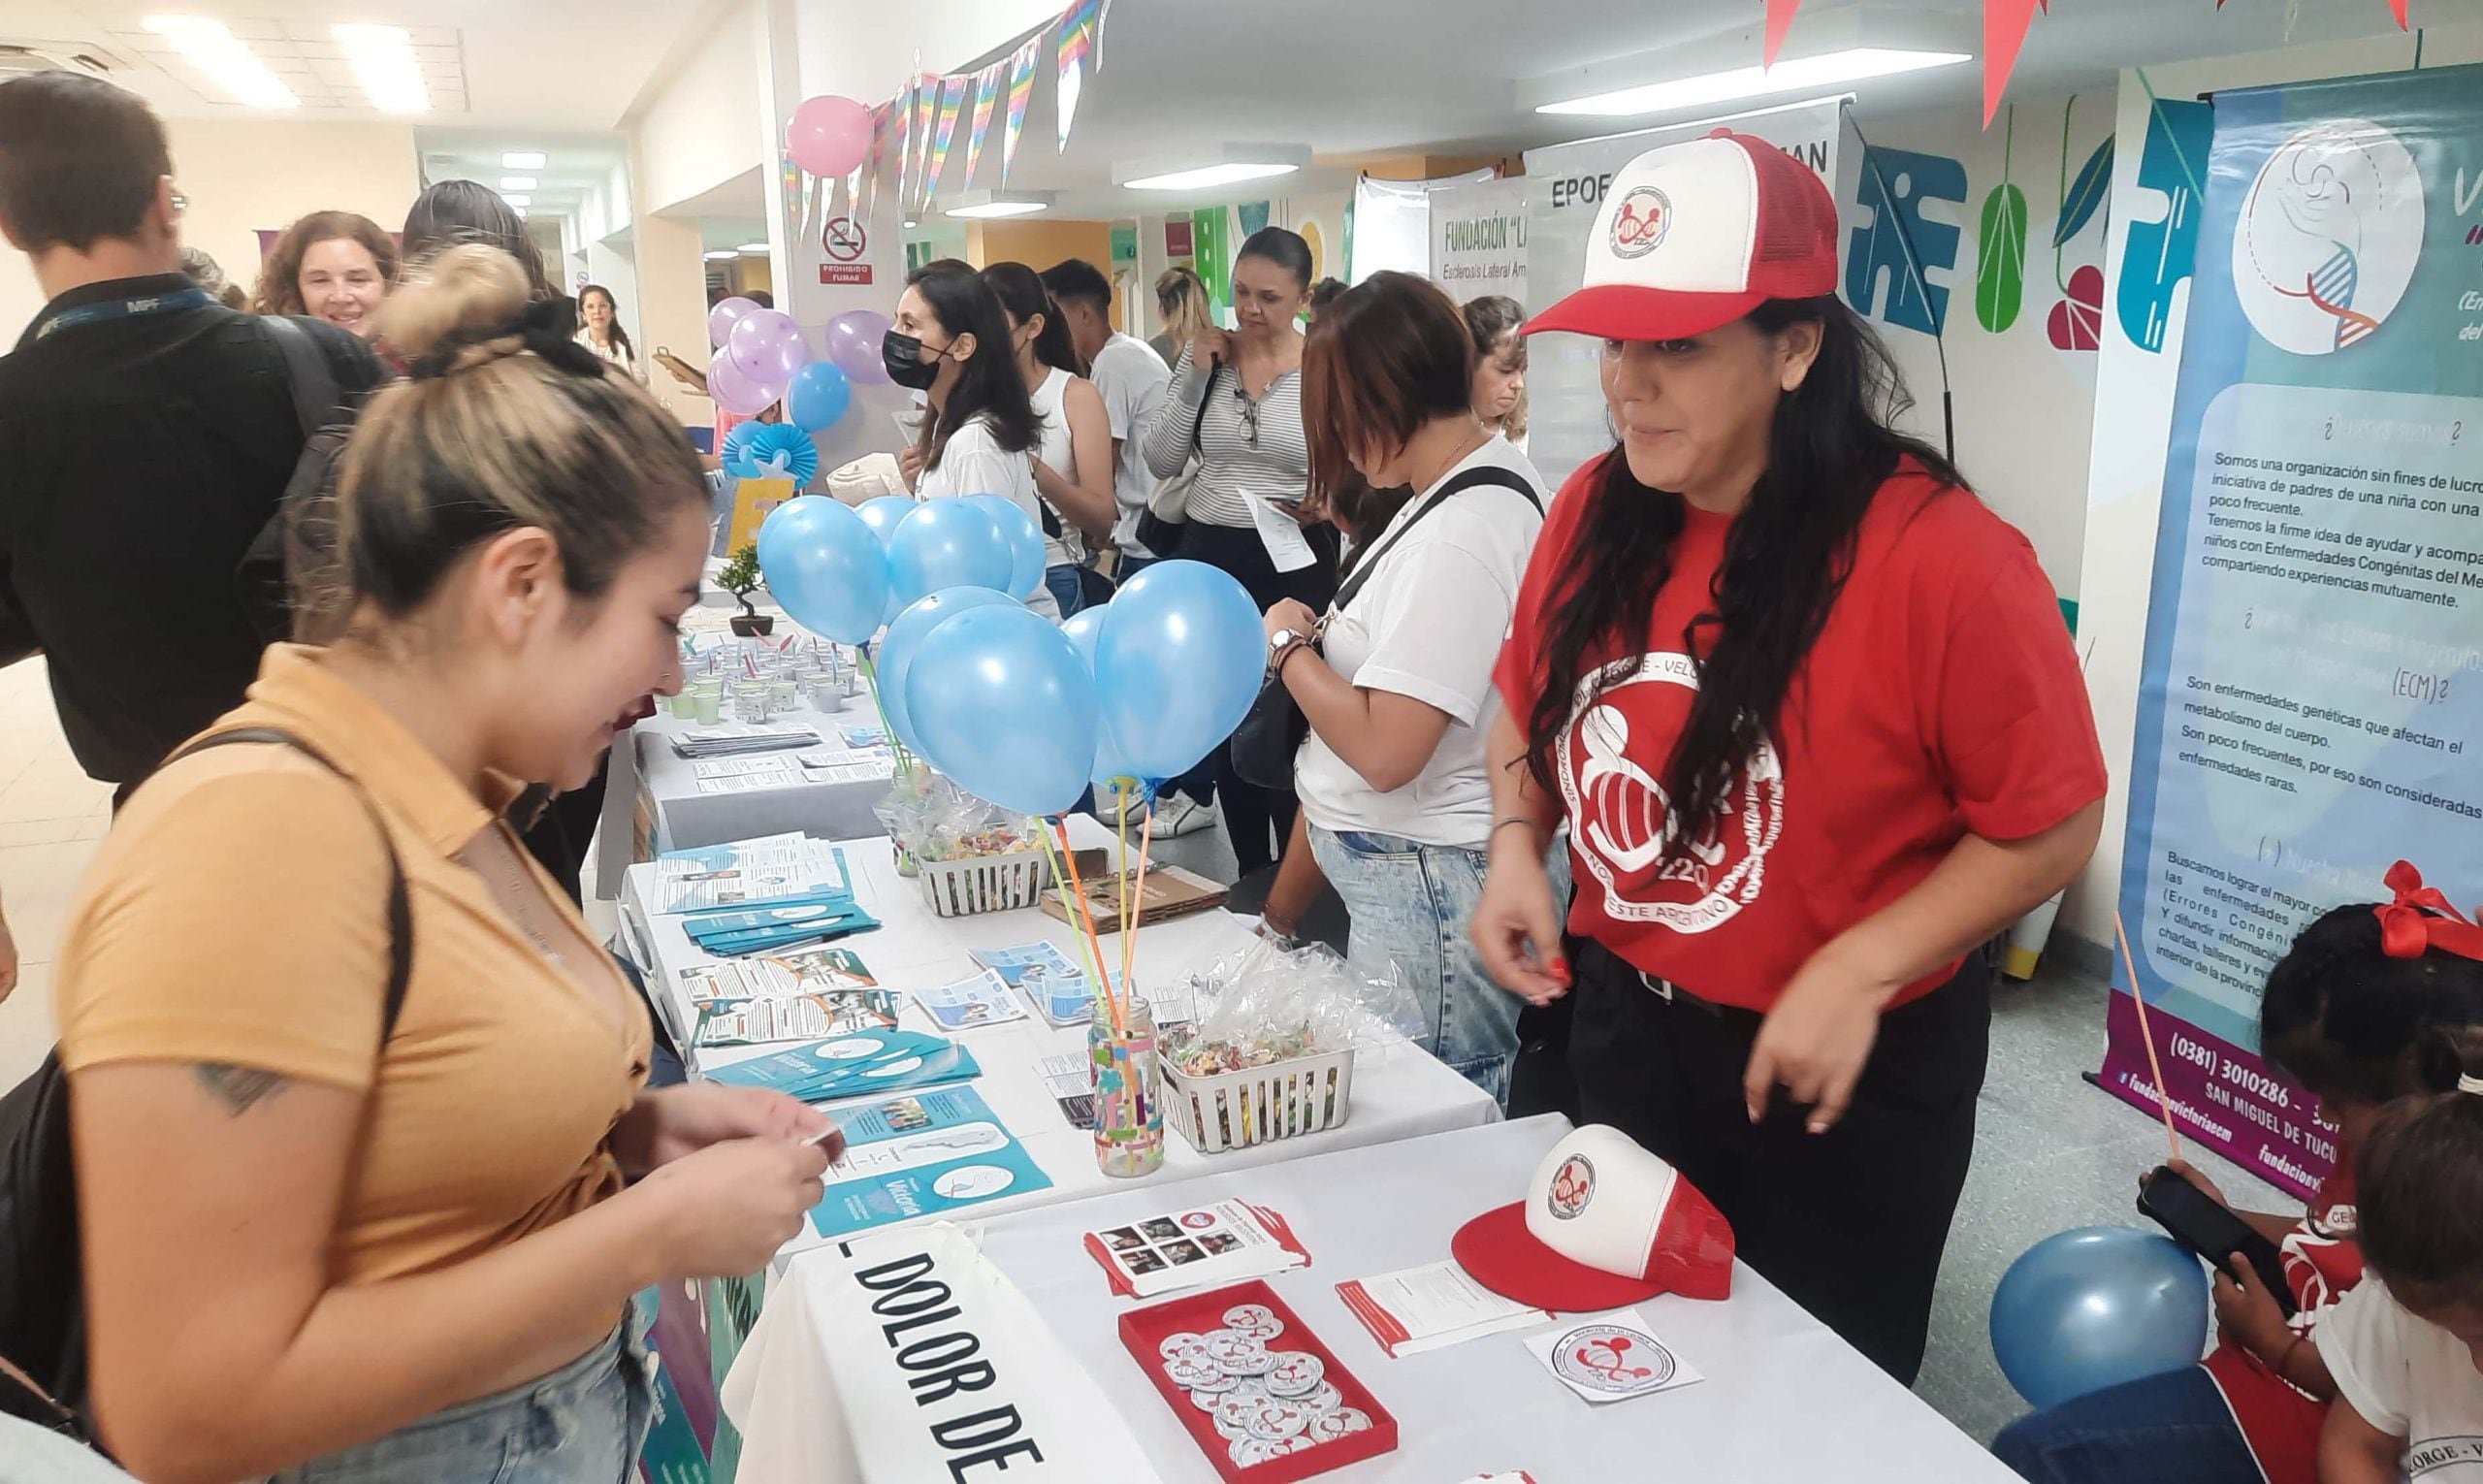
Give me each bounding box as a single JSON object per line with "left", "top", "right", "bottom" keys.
{"left": 378, "top": 242, "right": 531, "bottom": 358}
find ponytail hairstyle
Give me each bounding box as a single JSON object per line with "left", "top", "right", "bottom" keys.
{"left": 2358, "top": 1068, "right": 2483, "bottom": 1311}
{"left": 905, "top": 258, "right": 1040, "bottom": 471}
{"left": 1519, "top": 296, "right": 1962, "bottom": 860}
{"left": 1154, "top": 265, "right": 1213, "bottom": 347}
{"left": 982, "top": 260, "right": 1085, "bottom": 377}
{"left": 338, "top": 244, "right": 705, "bottom": 623}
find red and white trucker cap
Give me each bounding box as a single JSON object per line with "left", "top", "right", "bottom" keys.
{"left": 1452, "top": 1125, "right": 1734, "bottom": 1310}
{"left": 1526, "top": 130, "right": 1839, "bottom": 344}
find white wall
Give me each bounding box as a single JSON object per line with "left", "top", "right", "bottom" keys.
{"left": 634, "top": 0, "right": 766, "bottom": 215}
{"left": 2062, "top": 22, "right": 2462, "bottom": 951}
{"left": 0, "top": 114, "right": 418, "bottom": 341}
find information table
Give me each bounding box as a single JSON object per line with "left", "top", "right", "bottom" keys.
{"left": 618, "top": 815, "right": 1502, "bottom": 1259}
{"left": 722, "top": 1114, "right": 2018, "bottom": 1483}
{"left": 629, "top": 695, "right": 898, "bottom": 855}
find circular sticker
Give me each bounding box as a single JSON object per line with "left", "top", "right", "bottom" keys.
{"left": 1204, "top": 1331, "right": 1268, "bottom": 1371}
{"left": 1608, "top": 185, "right": 1672, "bottom": 260}
{"left": 1264, "top": 1352, "right": 1324, "bottom": 1397}
{"left": 1164, "top": 1355, "right": 1228, "bottom": 1391}
{"left": 1551, "top": 1322, "right": 1678, "bottom": 1394}
{"left": 1547, "top": 1153, "right": 1596, "bottom": 1219}
{"left": 1295, "top": 1380, "right": 1344, "bottom": 1415}
{"left": 929, "top": 1164, "right": 1016, "bottom": 1200}
{"left": 1243, "top": 1398, "right": 1310, "bottom": 1441}
{"left": 1308, "top": 1406, "right": 1372, "bottom": 1441}
{"left": 1187, "top": 1385, "right": 1226, "bottom": 1413}
{"left": 1229, "top": 1436, "right": 1278, "bottom": 1468}
{"left": 1222, "top": 1304, "right": 1283, "bottom": 1341}
{"left": 1158, "top": 1332, "right": 1206, "bottom": 1361}
{"left": 1180, "top": 1210, "right": 1218, "bottom": 1230}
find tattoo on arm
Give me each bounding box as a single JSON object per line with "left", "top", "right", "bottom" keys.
{"left": 194, "top": 1063, "right": 289, "bottom": 1115}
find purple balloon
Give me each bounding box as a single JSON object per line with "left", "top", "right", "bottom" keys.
{"left": 826, "top": 308, "right": 893, "bottom": 386}
{"left": 708, "top": 295, "right": 759, "bottom": 349}
{"left": 728, "top": 308, "right": 811, "bottom": 383}
{"left": 707, "top": 346, "right": 782, "bottom": 417}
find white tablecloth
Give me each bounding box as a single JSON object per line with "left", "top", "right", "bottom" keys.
{"left": 724, "top": 1115, "right": 2017, "bottom": 1484}
{"left": 619, "top": 815, "right": 1501, "bottom": 1259}
{"left": 630, "top": 694, "right": 897, "bottom": 855}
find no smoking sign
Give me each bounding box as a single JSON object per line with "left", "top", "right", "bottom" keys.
{"left": 819, "top": 215, "right": 873, "bottom": 285}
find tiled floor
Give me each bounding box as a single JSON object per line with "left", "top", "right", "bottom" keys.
{"left": 0, "top": 665, "right": 2288, "bottom": 1453}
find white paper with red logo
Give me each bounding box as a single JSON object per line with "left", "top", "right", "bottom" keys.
{"left": 1523, "top": 1307, "right": 1704, "bottom": 1404}
{"left": 1335, "top": 1259, "right": 1549, "bottom": 1359}
{"left": 1082, "top": 1199, "right": 1310, "bottom": 1299}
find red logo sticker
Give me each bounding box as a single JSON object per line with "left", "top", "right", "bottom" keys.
{"left": 1609, "top": 186, "right": 1671, "bottom": 260}
{"left": 1547, "top": 1154, "right": 1595, "bottom": 1219}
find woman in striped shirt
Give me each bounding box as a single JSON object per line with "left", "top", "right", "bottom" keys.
{"left": 1139, "top": 227, "right": 1339, "bottom": 872}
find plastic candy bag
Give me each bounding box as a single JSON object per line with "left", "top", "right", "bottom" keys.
{"left": 1163, "top": 935, "right": 1427, "bottom": 1076}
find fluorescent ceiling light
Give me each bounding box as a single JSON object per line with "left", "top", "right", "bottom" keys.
{"left": 703, "top": 249, "right": 739, "bottom": 261}
{"left": 501, "top": 150, "right": 547, "bottom": 170}
{"left": 1123, "top": 161, "right": 1299, "bottom": 192}
{"left": 902, "top": 219, "right": 919, "bottom": 229}
{"left": 738, "top": 242, "right": 770, "bottom": 253}
{"left": 945, "top": 191, "right": 1051, "bottom": 219}
{"left": 1115, "top": 144, "right": 1311, "bottom": 193}
{"left": 1536, "top": 47, "right": 1967, "bottom": 115}
{"left": 500, "top": 175, "right": 537, "bottom": 191}
{"left": 332, "top": 23, "right": 430, "bottom": 114}
{"left": 143, "top": 16, "right": 299, "bottom": 109}
{"left": 502, "top": 194, "right": 531, "bottom": 207}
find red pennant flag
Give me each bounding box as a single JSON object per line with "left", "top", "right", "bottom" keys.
{"left": 2387, "top": 0, "right": 2408, "bottom": 26}
{"left": 1763, "top": 0, "right": 1801, "bottom": 67}
{"left": 1983, "top": 0, "right": 2043, "bottom": 128}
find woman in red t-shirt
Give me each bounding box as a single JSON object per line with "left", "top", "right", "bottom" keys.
{"left": 1471, "top": 131, "right": 2107, "bottom": 1382}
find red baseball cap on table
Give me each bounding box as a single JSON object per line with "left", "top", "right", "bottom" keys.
{"left": 1452, "top": 1125, "right": 1735, "bottom": 1311}
{"left": 1525, "top": 130, "right": 1839, "bottom": 344}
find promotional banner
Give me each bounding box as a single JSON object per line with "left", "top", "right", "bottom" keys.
{"left": 1523, "top": 98, "right": 1843, "bottom": 490}
{"left": 1428, "top": 177, "right": 1530, "bottom": 306}
{"left": 1349, "top": 170, "right": 1494, "bottom": 287}
{"left": 2111, "top": 63, "right": 2483, "bottom": 1200}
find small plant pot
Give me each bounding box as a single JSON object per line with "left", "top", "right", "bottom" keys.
{"left": 729, "top": 612, "right": 775, "bottom": 637}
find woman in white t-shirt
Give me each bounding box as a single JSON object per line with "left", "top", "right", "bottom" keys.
{"left": 2320, "top": 1063, "right": 2483, "bottom": 1483}
{"left": 1258, "top": 273, "right": 1546, "bottom": 1098}
{"left": 888, "top": 259, "right": 1057, "bottom": 620}
{"left": 984, "top": 262, "right": 1116, "bottom": 617}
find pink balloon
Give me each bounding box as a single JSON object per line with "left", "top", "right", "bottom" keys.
{"left": 728, "top": 308, "right": 812, "bottom": 383}
{"left": 709, "top": 295, "right": 759, "bottom": 349}
{"left": 787, "top": 95, "right": 872, "bottom": 180}
{"left": 707, "top": 346, "right": 782, "bottom": 416}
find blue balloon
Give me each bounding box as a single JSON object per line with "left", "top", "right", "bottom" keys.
{"left": 856, "top": 496, "right": 914, "bottom": 549}
{"left": 755, "top": 497, "right": 888, "bottom": 645}
{"left": 786, "top": 361, "right": 854, "bottom": 433}
{"left": 1062, "top": 606, "right": 1148, "bottom": 797}
{"left": 1990, "top": 1228, "right": 2209, "bottom": 1408}
{"left": 887, "top": 500, "right": 1015, "bottom": 610}
{"left": 905, "top": 605, "right": 1099, "bottom": 818}
{"left": 875, "top": 587, "right": 1017, "bottom": 755}
{"left": 1092, "top": 560, "right": 1264, "bottom": 780}
{"left": 723, "top": 422, "right": 819, "bottom": 484}
{"left": 962, "top": 495, "right": 1047, "bottom": 601}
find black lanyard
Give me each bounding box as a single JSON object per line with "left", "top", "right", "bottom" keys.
{"left": 30, "top": 285, "right": 211, "bottom": 343}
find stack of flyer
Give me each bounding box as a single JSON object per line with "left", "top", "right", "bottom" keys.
{"left": 705, "top": 1026, "right": 981, "bottom": 1102}
{"left": 653, "top": 834, "right": 849, "bottom": 915}
{"left": 1335, "top": 1261, "right": 1551, "bottom": 1359}
{"left": 670, "top": 723, "right": 823, "bottom": 758}
{"left": 682, "top": 900, "right": 879, "bottom": 956}
{"left": 1082, "top": 1200, "right": 1310, "bottom": 1299}
{"left": 676, "top": 949, "right": 895, "bottom": 1048}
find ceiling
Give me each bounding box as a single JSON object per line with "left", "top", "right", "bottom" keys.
{"left": 0, "top": 0, "right": 692, "bottom": 126}
{"left": 977, "top": 0, "right": 2461, "bottom": 218}
{"left": 416, "top": 128, "right": 627, "bottom": 222}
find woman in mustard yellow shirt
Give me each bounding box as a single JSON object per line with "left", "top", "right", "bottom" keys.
{"left": 56, "top": 244, "right": 836, "bottom": 1482}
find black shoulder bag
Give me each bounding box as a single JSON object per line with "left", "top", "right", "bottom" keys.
{"left": 1134, "top": 364, "right": 1218, "bottom": 561}
{"left": 1231, "top": 465, "right": 1542, "bottom": 790}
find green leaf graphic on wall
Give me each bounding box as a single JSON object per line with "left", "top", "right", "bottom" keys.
{"left": 1974, "top": 105, "right": 2028, "bottom": 333}
{"left": 1192, "top": 207, "right": 1233, "bottom": 322}
{"left": 2054, "top": 135, "right": 2113, "bottom": 248}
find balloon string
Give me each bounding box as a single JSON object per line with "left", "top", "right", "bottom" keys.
{"left": 852, "top": 645, "right": 910, "bottom": 770}
{"left": 1123, "top": 806, "right": 1155, "bottom": 994}
{"left": 1054, "top": 817, "right": 1124, "bottom": 1035}
{"left": 2115, "top": 910, "right": 2183, "bottom": 1165}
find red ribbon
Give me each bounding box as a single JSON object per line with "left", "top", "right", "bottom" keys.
{"left": 2374, "top": 860, "right": 2483, "bottom": 961}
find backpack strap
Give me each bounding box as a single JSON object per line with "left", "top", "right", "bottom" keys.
{"left": 259, "top": 315, "right": 345, "bottom": 444}
{"left": 1333, "top": 465, "right": 1543, "bottom": 616}
{"left": 162, "top": 728, "right": 412, "bottom": 1038}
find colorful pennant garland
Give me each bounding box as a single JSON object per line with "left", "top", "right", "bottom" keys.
{"left": 961, "top": 62, "right": 1001, "bottom": 187}
{"left": 1983, "top": 0, "right": 2043, "bottom": 127}
{"left": 928, "top": 75, "right": 967, "bottom": 198}
{"left": 1001, "top": 35, "right": 1039, "bottom": 183}
{"left": 1056, "top": 0, "right": 1102, "bottom": 152}
{"left": 909, "top": 76, "right": 938, "bottom": 211}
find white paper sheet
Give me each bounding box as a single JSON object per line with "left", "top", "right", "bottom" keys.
{"left": 1523, "top": 1307, "right": 1703, "bottom": 1404}
{"left": 1245, "top": 488, "right": 1318, "bottom": 573}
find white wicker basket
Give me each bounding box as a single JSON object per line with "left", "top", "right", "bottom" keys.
{"left": 1163, "top": 1047, "right": 1356, "bottom": 1154}
{"left": 916, "top": 847, "right": 1049, "bottom": 918}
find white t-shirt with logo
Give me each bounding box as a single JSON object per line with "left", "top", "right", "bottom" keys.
{"left": 2319, "top": 1277, "right": 2483, "bottom": 1478}
{"left": 1086, "top": 333, "right": 1172, "bottom": 556}
{"left": 915, "top": 413, "right": 1060, "bottom": 621}
{"left": 1295, "top": 436, "right": 1546, "bottom": 850}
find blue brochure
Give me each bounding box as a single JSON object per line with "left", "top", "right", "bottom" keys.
{"left": 808, "top": 1085, "right": 1050, "bottom": 1238}
{"left": 705, "top": 1027, "right": 979, "bottom": 1103}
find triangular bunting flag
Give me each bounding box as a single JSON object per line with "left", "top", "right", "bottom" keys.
{"left": 1983, "top": 0, "right": 2043, "bottom": 128}
{"left": 961, "top": 63, "right": 1001, "bottom": 186}
{"left": 910, "top": 76, "right": 939, "bottom": 210}
{"left": 927, "top": 75, "right": 966, "bottom": 197}
{"left": 1057, "top": 0, "right": 1101, "bottom": 153}
{"left": 2387, "top": 0, "right": 2408, "bottom": 25}
{"left": 1001, "top": 36, "right": 1039, "bottom": 182}
{"left": 860, "top": 104, "right": 887, "bottom": 226}
{"left": 1764, "top": 0, "right": 1802, "bottom": 67}
{"left": 1090, "top": 0, "right": 1115, "bottom": 73}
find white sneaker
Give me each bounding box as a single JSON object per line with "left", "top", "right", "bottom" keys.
{"left": 1147, "top": 794, "right": 1216, "bottom": 837}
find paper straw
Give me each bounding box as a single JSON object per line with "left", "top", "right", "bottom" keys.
{"left": 1123, "top": 805, "right": 1155, "bottom": 993}
{"left": 1053, "top": 817, "right": 1124, "bottom": 1034}
{"left": 1034, "top": 820, "right": 1114, "bottom": 1022}
{"left": 2115, "top": 910, "right": 2183, "bottom": 1164}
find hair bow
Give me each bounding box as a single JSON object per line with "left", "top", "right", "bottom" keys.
{"left": 407, "top": 296, "right": 605, "bottom": 381}
{"left": 2373, "top": 860, "right": 2483, "bottom": 961}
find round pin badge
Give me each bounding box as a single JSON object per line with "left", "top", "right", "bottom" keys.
{"left": 1229, "top": 1436, "right": 1279, "bottom": 1468}
{"left": 1243, "top": 1398, "right": 1310, "bottom": 1441}
{"left": 1263, "top": 1352, "right": 1324, "bottom": 1397}
{"left": 1165, "top": 1355, "right": 1230, "bottom": 1392}
{"left": 1221, "top": 1304, "right": 1283, "bottom": 1341}
{"left": 1158, "top": 1332, "right": 1206, "bottom": 1362}
{"left": 1205, "top": 1332, "right": 1271, "bottom": 1373}
{"left": 1295, "top": 1380, "right": 1344, "bottom": 1415}
{"left": 1307, "top": 1406, "right": 1372, "bottom": 1441}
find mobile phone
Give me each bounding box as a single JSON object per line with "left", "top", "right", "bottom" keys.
{"left": 2137, "top": 1166, "right": 2298, "bottom": 1317}
{"left": 1266, "top": 495, "right": 1306, "bottom": 514}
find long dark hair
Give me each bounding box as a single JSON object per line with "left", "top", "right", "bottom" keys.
{"left": 2261, "top": 899, "right": 2483, "bottom": 1106}
{"left": 1522, "top": 297, "right": 1962, "bottom": 859}
{"left": 578, "top": 283, "right": 633, "bottom": 361}
{"left": 982, "top": 261, "right": 1084, "bottom": 377}
{"left": 907, "top": 258, "right": 1039, "bottom": 468}
{"left": 402, "top": 179, "right": 554, "bottom": 303}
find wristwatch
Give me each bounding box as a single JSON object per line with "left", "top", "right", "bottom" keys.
{"left": 1267, "top": 628, "right": 1310, "bottom": 673}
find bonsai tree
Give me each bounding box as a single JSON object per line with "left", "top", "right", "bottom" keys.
{"left": 718, "top": 543, "right": 774, "bottom": 637}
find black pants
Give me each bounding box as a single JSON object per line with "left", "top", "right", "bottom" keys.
{"left": 1567, "top": 939, "right": 1990, "bottom": 1384}
{"left": 1172, "top": 520, "right": 1338, "bottom": 876}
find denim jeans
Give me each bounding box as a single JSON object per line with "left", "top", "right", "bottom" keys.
{"left": 1990, "top": 1364, "right": 2264, "bottom": 1484}
{"left": 1045, "top": 564, "right": 1086, "bottom": 619}
{"left": 266, "top": 1300, "right": 656, "bottom": 1483}
{"left": 1308, "top": 824, "right": 1520, "bottom": 1101}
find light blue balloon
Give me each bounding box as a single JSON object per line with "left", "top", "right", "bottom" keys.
{"left": 1990, "top": 1228, "right": 2209, "bottom": 1408}
{"left": 1092, "top": 560, "right": 1264, "bottom": 780}
{"left": 905, "top": 605, "right": 1099, "bottom": 818}
{"left": 887, "top": 500, "right": 1014, "bottom": 610}
{"left": 856, "top": 496, "right": 914, "bottom": 549}
{"left": 1062, "top": 606, "right": 1148, "bottom": 796}
{"left": 786, "top": 361, "right": 854, "bottom": 434}
{"left": 962, "top": 494, "right": 1047, "bottom": 601}
{"left": 756, "top": 497, "right": 890, "bottom": 644}
{"left": 875, "top": 587, "right": 1017, "bottom": 755}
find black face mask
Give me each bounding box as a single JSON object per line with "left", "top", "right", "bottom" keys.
{"left": 882, "top": 329, "right": 944, "bottom": 391}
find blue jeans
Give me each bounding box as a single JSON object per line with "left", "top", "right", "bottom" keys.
{"left": 268, "top": 1300, "right": 656, "bottom": 1483}
{"left": 1045, "top": 564, "right": 1086, "bottom": 619}
{"left": 1990, "top": 1365, "right": 2263, "bottom": 1484}
{"left": 1309, "top": 824, "right": 1520, "bottom": 1102}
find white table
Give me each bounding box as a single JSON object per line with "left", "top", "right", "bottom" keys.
{"left": 629, "top": 694, "right": 898, "bottom": 855}
{"left": 725, "top": 1115, "right": 2018, "bottom": 1484}
{"left": 618, "top": 815, "right": 1502, "bottom": 1258}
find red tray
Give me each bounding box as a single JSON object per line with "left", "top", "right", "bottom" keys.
{"left": 1117, "top": 1279, "right": 1399, "bottom": 1482}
